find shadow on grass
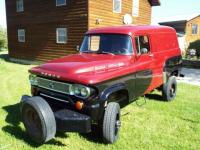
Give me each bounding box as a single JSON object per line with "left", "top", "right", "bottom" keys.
{"left": 0, "top": 53, "right": 10, "bottom": 62}
{"left": 0, "top": 52, "right": 30, "bottom": 65}
{"left": 79, "top": 126, "right": 104, "bottom": 144}
{"left": 145, "top": 94, "right": 165, "bottom": 102}
{"left": 2, "top": 103, "right": 66, "bottom": 147}
{"left": 179, "top": 117, "right": 200, "bottom": 124}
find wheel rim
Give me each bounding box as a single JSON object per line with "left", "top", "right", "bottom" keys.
{"left": 23, "top": 105, "right": 42, "bottom": 138}
{"left": 170, "top": 84, "right": 176, "bottom": 98}
{"left": 115, "top": 114, "right": 121, "bottom": 136}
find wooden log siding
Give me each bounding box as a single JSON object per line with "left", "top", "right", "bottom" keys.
{"left": 185, "top": 15, "right": 200, "bottom": 46}
{"left": 6, "top": 0, "right": 88, "bottom": 61}
{"left": 6, "top": 0, "right": 153, "bottom": 62}
{"left": 88, "top": 0, "right": 152, "bottom": 29}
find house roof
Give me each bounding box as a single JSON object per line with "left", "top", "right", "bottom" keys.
{"left": 158, "top": 13, "right": 200, "bottom": 24}
{"left": 187, "top": 14, "right": 200, "bottom": 21}
{"left": 159, "top": 20, "right": 187, "bottom": 33}
{"left": 149, "top": 0, "right": 161, "bottom": 6}
{"left": 157, "top": 13, "right": 200, "bottom": 33}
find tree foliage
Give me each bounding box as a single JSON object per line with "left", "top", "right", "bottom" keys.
{"left": 188, "top": 40, "right": 200, "bottom": 58}
{"left": 0, "top": 26, "right": 7, "bottom": 51}
{"left": 188, "top": 40, "right": 200, "bottom": 50}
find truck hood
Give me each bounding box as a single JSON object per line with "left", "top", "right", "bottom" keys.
{"left": 30, "top": 53, "right": 133, "bottom": 85}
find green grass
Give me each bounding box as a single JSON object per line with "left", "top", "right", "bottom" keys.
{"left": 0, "top": 52, "right": 200, "bottom": 150}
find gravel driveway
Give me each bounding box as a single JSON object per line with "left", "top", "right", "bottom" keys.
{"left": 177, "top": 68, "right": 200, "bottom": 86}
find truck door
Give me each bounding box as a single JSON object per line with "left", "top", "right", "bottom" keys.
{"left": 133, "top": 35, "right": 155, "bottom": 97}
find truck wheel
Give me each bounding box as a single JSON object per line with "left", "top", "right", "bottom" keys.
{"left": 162, "top": 76, "right": 177, "bottom": 101}
{"left": 103, "top": 102, "right": 121, "bottom": 144}
{"left": 21, "top": 96, "right": 56, "bottom": 144}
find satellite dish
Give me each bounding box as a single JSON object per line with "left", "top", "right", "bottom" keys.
{"left": 123, "top": 14, "right": 133, "bottom": 25}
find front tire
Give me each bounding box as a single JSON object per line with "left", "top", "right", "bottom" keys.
{"left": 103, "top": 102, "right": 121, "bottom": 144}
{"left": 21, "top": 96, "right": 56, "bottom": 144}
{"left": 162, "top": 76, "right": 177, "bottom": 101}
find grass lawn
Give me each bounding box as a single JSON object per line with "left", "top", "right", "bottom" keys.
{"left": 0, "top": 52, "right": 200, "bottom": 150}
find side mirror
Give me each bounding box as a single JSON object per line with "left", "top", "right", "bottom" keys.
{"left": 76, "top": 45, "right": 80, "bottom": 51}
{"left": 141, "top": 48, "right": 148, "bottom": 54}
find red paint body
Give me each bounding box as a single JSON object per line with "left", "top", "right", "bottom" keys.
{"left": 30, "top": 25, "right": 181, "bottom": 94}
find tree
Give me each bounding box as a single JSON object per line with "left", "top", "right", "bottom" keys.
{"left": 188, "top": 40, "right": 200, "bottom": 59}
{"left": 0, "top": 26, "right": 7, "bottom": 51}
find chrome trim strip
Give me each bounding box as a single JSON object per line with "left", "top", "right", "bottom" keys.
{"left": 35, "top": 77, "right": 91, "bottom": 99}
{"left": 40, "top": 93, "right": 69, "bottom": 103}
{"left": 37, "top": 77, "right": 71, "bottom": 95}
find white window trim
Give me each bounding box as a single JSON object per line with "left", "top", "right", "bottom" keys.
{"left": 16, "top": 0, "right": 24, "bottom": 12}
{"left": 18, "top": 29, "right": 25, "bottom": 43}
{"left": 56, "top": 0, "right": 66, "bottom": 7}
{"left": 192, "top": 24, "right": 198, "bottom": 35}
{"left": 132, "top": 0, "right": 139, "bottom": 17}
{"left": 113, "top": 0, "right": 122, "bottom": 13}
{"left": 56, "top": 28, "right": 67, "bottom": 44}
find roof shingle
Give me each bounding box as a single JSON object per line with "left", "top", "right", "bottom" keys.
{"left": 149, "top": 0, "right": 161, "bottom": 6}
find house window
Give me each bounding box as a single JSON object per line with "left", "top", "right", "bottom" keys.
{"left": 56, "top": 28, "right": 67, "bottom": 44}
{"left": 18, "top": 29, "right": 25, "bottom": 42}
{"left": 133, "top": 0, "right": 139, "bottom": 17}
{"left": 113, "top": 0, "right": 122, "bottom": 13}
{"left": 16, "top": 0, "right": 24, "bottom": 12}
{"left": 192, "top": 24, "right": 198, "bottom": 35}
{"left": 56, "top": 0, "right": 66, "bottom": 6}
{"left": 135, "top": 36, "right": 150, "bottom": 55}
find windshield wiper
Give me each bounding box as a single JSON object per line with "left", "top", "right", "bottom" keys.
{"left": 81, "top": 51, "right": 91, "bottom": 53}
{"left": 82, "top": 51, "right": 115, "bottom": 55}
{"left": 98, "top": 51, "right": 115, "bottom": 55}
{"left": 81, "top": 51, "right": 96, "bottom": 54}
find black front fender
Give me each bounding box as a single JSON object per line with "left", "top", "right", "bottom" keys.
{"left": 99, "top": 83, "right": 128, "bottom": 102}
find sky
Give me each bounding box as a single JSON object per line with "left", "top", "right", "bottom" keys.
{"left": 152, "top": 0, "right": 200, "bottom": 24}
{"left": 0, "top": 0, "right": 200, "bottom": 28}
{"left": 0, "top": 0, "right": 6, "bottom": 28}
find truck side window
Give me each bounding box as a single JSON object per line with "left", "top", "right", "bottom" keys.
{"left": 135, "top": 36, "right": 150, "bottom": 55}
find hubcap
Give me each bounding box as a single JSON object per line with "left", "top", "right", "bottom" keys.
{"left": 23, "top": 105, "right": 42, "bottom": 137}
{"left": 116, "top": 120, "right": 121, "bottom": 129}
{"left": 170, "top": 84, "right": 176, "bottom": 97}
{"left": 115, "top": 119, "right": 121, "bottom": 135}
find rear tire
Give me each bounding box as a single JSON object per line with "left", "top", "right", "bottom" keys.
{"left": 102, "top": 102, "right": 121, "bottom": 144}
{"left": 162, "top": 76, "right": 177, "bottom": 101}
{"left": 21, "top": 96, "right": 56, "bottom": 144}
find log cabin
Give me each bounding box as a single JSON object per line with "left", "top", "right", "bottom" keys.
{"left": 6, "top": 0, "right": 160, "bottom": 63}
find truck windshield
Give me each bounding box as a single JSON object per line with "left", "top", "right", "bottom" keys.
{"left": 80, "top": 34, "right": 133, "bottom": 55}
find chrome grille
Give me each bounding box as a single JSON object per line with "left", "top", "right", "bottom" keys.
{"left": 37, "top": 77, "right": 71, "bottom": 94}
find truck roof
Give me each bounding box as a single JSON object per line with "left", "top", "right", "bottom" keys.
{"left": 86, "top": 25, "right": 176, "bottom": 35}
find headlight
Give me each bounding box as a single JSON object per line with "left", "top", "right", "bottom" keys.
{"left": 29, "top": 74, "right": 38, "bottom": 86}
{"left": 70, "top": 84, "right": 91, "bottom": 98}
{"left": 80, "top": 87, "right": 89, "bottom": 97}
{"left": 74, "top": 86, "right": 81, "bottom": 95}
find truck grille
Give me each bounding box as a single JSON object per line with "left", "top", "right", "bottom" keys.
{"left": 37, "top": 77, "right": 71, "bottom": 95}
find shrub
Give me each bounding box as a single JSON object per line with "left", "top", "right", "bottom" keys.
{"left": 188, "top": 40, "right": 200, "bottom": 59}
{"left": 0, "top": 26, "right": 7, "bottom": 51}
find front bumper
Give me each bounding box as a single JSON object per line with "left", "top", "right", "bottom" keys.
{"left": 21, "top": 95, "right": 91, "bottom": 133}
{"left": 54, "top": 109, "right": 91, "bottom": 133}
